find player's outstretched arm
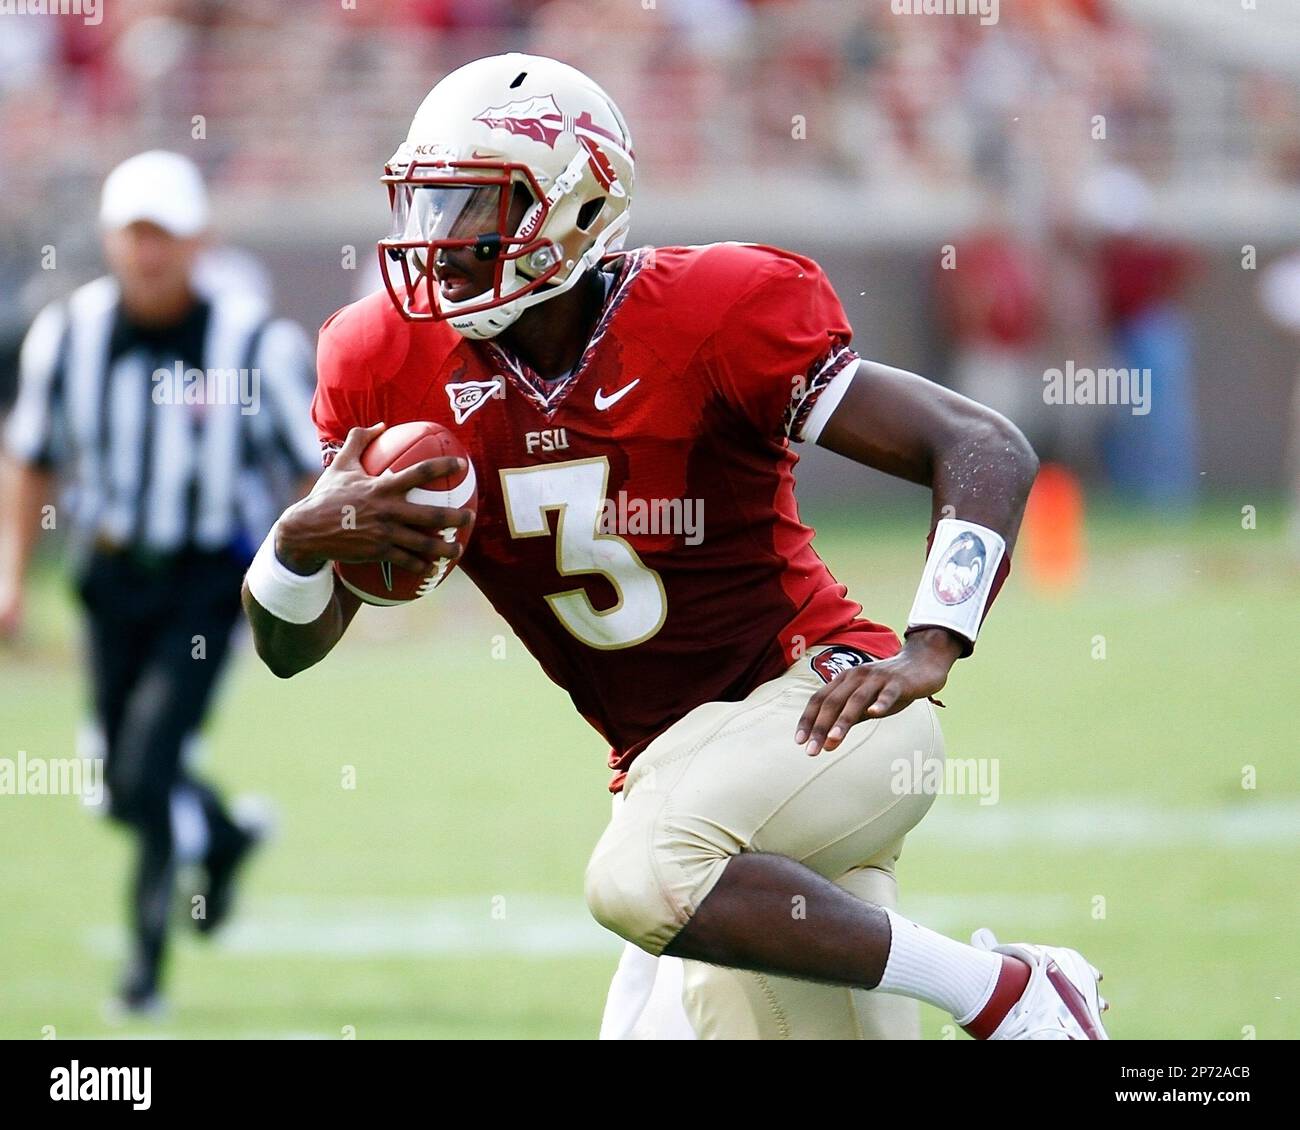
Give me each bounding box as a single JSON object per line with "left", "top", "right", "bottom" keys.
{"left": 819, "top": 358, "right": 1038, "bottom": 541}
{"left": 241, "top": 423, "right": 472, "bottom": 678}
{"left": 796, "top": 359, "right": 1039, "bottom": 753}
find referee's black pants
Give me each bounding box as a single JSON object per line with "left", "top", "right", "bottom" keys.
{"left": 76, "top": 545, "right": 248, "bottom": 994}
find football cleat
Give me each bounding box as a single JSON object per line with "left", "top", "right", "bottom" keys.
{"left": 194, "top": 798, "right": 275, "bottom": 937}
{"left": 971, "top": 928, "right": 1110, "bottom": 1040}
{"left": 103, "top": 989, "right": 166, "bottom": 1025}
{"left": 102, "top": 966, "right": 167, "bottom": 1026}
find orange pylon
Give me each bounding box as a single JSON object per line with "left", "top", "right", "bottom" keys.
{"left": 1020, "top": 462, "right": 1085, "bottom": 592}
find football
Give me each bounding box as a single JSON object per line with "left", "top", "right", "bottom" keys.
{"left": 334, "top": 421, "right": 477, "bottom": 605}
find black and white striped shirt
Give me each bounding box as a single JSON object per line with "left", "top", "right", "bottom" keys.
{"left": 4, "top": 276, "right": 320, "bottom": 559}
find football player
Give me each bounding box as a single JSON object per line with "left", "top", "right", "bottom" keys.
{"left": 242, "top": 53, "right": 1108, "bottom": 1040}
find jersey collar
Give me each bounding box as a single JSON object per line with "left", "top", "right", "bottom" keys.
{"left": 482, "top": 246, "right": 649, "bottom": 415}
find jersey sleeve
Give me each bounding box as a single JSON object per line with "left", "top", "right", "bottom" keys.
{"left": 707, "top": 253, "right": 859, "bottom": 443}
{"left": 311, "top": 304, "right": 384, "bottom": 468}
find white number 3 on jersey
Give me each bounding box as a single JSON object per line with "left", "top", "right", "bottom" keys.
{"left": 500, "top": 458, "right": 668, "bottom": 650}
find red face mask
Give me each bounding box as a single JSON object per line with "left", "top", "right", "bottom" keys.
{"left": 377, "top": 158, "right": 560, "bottom": 324}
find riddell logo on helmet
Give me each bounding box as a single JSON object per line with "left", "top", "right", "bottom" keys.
{"left": 517, "top": 204, "right": 545, "bottom": 242}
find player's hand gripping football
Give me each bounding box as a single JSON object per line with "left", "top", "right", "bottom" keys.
{"left": 275, "top": 422, "right": 474, "bottom": 576}
{"left": 795, "top": 628, "right": 964, "bottom": 756}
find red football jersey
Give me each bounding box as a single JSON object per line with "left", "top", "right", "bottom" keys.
{"left": 313, "top": 243, "right": 902, "bottom": 788}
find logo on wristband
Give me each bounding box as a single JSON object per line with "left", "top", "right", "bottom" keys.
{"left": 933, "top": 532, "right": 986, "bottom": 605}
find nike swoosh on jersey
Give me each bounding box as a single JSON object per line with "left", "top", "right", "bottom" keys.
{"left": 594, "top": 379, "right": 641, "bottom": 410}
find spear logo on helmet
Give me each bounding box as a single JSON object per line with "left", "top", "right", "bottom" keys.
{"left": 474, "top": 95, "right": 566, "bottom": 148}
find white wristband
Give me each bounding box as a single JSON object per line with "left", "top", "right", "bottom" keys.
{"left": 246, "top": 520, "right": 334, "bottom": 624}
{"left": 906, "top": 518, "right": 1007, "bottom": 646}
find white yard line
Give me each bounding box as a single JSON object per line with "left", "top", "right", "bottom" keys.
{"left": 79, "top": 801, "right": 1297, "bottom": 959}
{"left": 85, "top": 895, "right": 619, "bottom": 959}
{"left": 920, "top": 799, "right": 1300, "bottom": 848}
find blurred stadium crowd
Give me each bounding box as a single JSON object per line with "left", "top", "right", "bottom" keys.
{"left": 2, "top": 0, "right": 1300, "bottom": 504}
{"left": 6, "top": 1, "right": 1299, "bottom": 203}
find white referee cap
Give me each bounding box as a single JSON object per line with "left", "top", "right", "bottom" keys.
{"left": 99, "top": 150, "right": 210, "bottom": 238}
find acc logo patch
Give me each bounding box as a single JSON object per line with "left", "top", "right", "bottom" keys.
{"left": 446, "top": 379, "right": 503, "bottom": 425}
{"left": 812, "top": 646, "right": 873, "bottom": 684}
{"left": 933, "top": 531, "right": 986, "bottom": 606}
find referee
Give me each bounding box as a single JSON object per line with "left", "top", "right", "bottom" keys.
{"left": 0, "top": 151, "right": 321, "bottom": 1014}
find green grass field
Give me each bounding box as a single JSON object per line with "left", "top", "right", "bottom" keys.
{"left": 1, "top": 499, "right": 1296, "bottom": 1039}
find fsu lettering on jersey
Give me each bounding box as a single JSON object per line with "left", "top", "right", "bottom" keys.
{"left": 313, "top": 242, "right": 902, "bottom": 789}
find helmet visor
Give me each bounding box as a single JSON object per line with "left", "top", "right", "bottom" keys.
{"left": 389, "top": 184, "right": 505, "bottom": 244}
{"left": 378, "top": 159, "right": 561, "bottom": 324}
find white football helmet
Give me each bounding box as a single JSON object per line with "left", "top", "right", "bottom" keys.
{"left": 378, "top": 53, "right": 635, "bottom": 339}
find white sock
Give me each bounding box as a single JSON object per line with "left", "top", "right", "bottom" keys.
{"left": 876, "top": 907, "right": 1003, "bottom": 1024}
{"left": 599, "top": 942, "right": 660, "bottom": 1041}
